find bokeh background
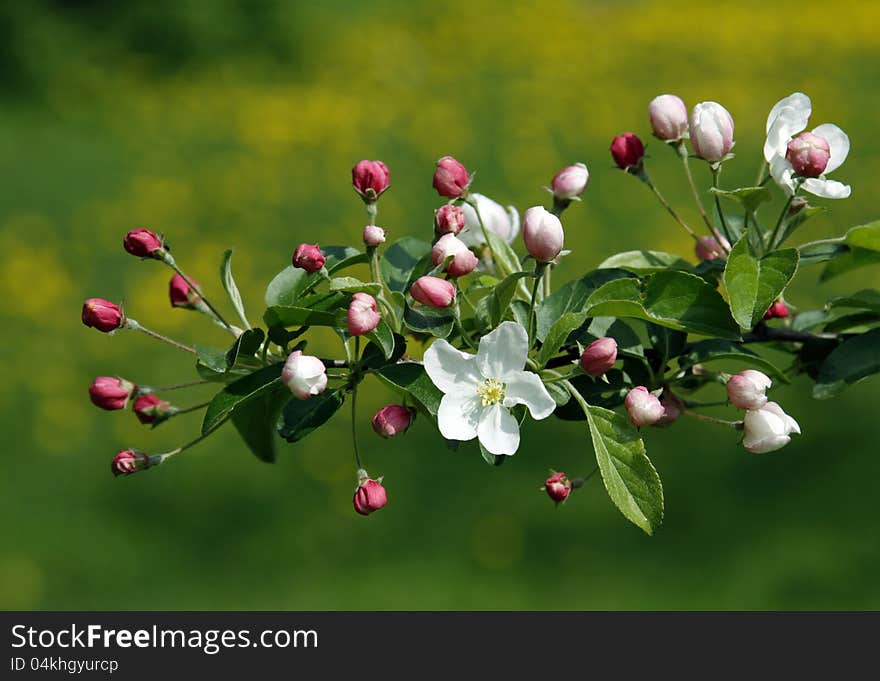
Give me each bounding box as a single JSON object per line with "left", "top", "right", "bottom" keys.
{"left": 2, "top": 0, "right": 879, "bottom": 610}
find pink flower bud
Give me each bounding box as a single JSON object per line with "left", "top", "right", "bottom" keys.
{"left": 133, "top": 393, "right": 176, "bottom": 425}
{"left": 282, "top": 350, "right": 328, "bottom": 400}
{"left": 580, "top": 337, "right": 618, "bottom": 376}
{"left": 649, "top": 94, "right": 689, "bottom": 141}
{"left": 362, "top": 224, "right": 386, "bottom": 248}
{"left": 89, "top": 376, "right": 136, "bottom": 411}
{"left": 431, "top": 233, "right": 479, "bottom": 277}
{"left": 111, "top": 449, "right": 150, "bottom": 477}
{"left": 786, "top": 131, "right": 831, "bottom": 178}
{"left": 371, "top": 405, "right": 415, "bottom": 438}
{"left": 352, "top": 160, "right": 390, "bottom": 202}
{"left": 544, "top": 472, "right": 572, "bottom": 504}
{"left": 82, "top": 298, "right": 124, "bottom": 332}
{"left": 610, "top": 132, "right": 645, "bottom": 170}
{"left": 347, "top": 292, "right": 381, "bottom": 336}
{"left": 624, "top": 386, "right": 665, "bottom": 427}
{"left": 689, "top": 101, "right": 735, "bottom": 163}
{"left": 434, "top": 204, "right": 466, "bottom": 236}
{"left": 168, "top": 274, "right": 202, "bottom": 309}
{"left": 764, "top": 300, "right": 789, "bottom": 319}
{"left": 432, "top": 156, "right": 471, "bottom": 198}
{"left": 726, "top": 370, "right": 772, "bottom": 410}
{"left": 550, "top": 163, "right": 589, "bottom": 200}
{"left": 354, "top": 478, "right": 388, "bottom": 516}
{"left": 123, "top": 228, "right": 165, "bottom": 258}
{"left": 522, "top": 206, "right": 564, "bottom": 262}
{"left": 292, "top": 243, "right": 326, "bottom": 273}
{"left": 410, "top": 276, "right": 456, "bottom": 308}
{"left": 694, "top": 234, "right": 730, "bottom": 261}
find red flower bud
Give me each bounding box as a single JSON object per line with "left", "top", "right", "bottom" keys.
{"left": 362, "top": 225, "right": 386, "bottom": 248}
{"left": 123, "top": 228, "right": 165, "bottom": 258}
{"left": 352, "top": 160, "right": 390, "bottom": 202}
{"left": 82, "top": 298, "right": 124, "bottom": 333}
{"left": 292, "top": 243, "right": 326, "bottom": 273}
{"left": 111, "top": 449, "right": 150, "bottom": 477}
{"left": 371, "top": 405, "right": 415, "bottom": 438}
{"left": 786, "top": 132, "right": 831, "bottom": 178}
{"left": 346, "top": 292, "right": 381, "bottom": 336}
{"left": 610, "top": 133, "right": 645, "bottom": 170}
{"left": 168, "top": 274, "right": 202, "bottom": 309}
{"left": 580, "top": 337, "right": 618, "bottom": 376}
{"left": 624, "top": 386, "right": 665, "bottom": 427}
{"left": 89, "top": 376, "right": 137, "bottom": 411}
{"left": 133, "top": 394, "right": 175, "bottom": 425}
{"left": 410, "top": 276, "right": 456, "bottom": 308}
{"left": 433, "top": 156, "right": 471, "bottom": 198}
{"left": 764, "top": 300, "right": 789, "bottom": 319}
{"left": 434, "top": 204, "right": 466, "bottom": 236}
{"left": 694, "top": 233, "right": 730, "bottom": 261}
{"left": 544, "top": 472, "right": 572, "bottom": 504}
{"left": 353, "top": 478, "right": 388, "bottom": 516}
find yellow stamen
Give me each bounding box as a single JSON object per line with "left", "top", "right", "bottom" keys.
{"left": 477, "top": 378, "right": 505, "bottom": 406}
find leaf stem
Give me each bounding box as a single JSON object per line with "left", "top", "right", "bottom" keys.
{"left": 767, "top": 191, "right": 798, "bottom": 251}
{"left": 679, "top": 143, "right": 717, "bottom": 238}
{"left": 173, "top": 401, "right": 212, "bottom": 416}
{"left": 139, "top": 379, "right": 210, "bottom": 393}
{"left": 710, "top": 166, "right": 734, "bottom": 248}
{"left": 640, "top": 169, "right": 701, "bottom": 245}
{"left": 682, "top": 409, "right": 743, "bottom": 430}
{"left": 155, "top": 415, "right": 230, "bottom": 463}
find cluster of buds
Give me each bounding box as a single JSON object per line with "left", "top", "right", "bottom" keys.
{"left": 725, "top": 370, "right": 800, "bottom": 453}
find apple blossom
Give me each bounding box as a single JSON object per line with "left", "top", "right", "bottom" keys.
{"left": 352, "top": 160, "right": 390, "bottom": 202}
{"left": 282, "top": 350, "right": 328, "bottom": 400}
{"left": 726, "top": 370, "right": 772, "bottom": 410}
{"left": 624, "top": 386, "right": 665, "bottom": 427}
{"left": 292, "top": 243, "right": 326, "bottom": 273}
{"left": 580, "top": 337, "right": 618, "bottom": 377}
{"left": 82, "top": 298, "right": 124, "bottom": 332}
{"left": 123, "top": 228, "right": 166, "bottom": 258}
{"left": 522, "top": 206, "right": 564, "bottom": 262}
{"left": 649, "top": 94, "right": 689, "bottom": 142}
{"left": 423, "top": 321, "right": 555, "bottom": 456}
{"left": 689, "top": 101, "right": 735, "bottom": 163}
{"left": 362, "top": 224, "right": 386, "bottom": 248}
{"left": 431, "top": 233, "right": 479, "bottom": 277}
{"left": 371, "top": 405, "right": 415, "bottom": 439}
{"left": 410, "top": 276, "right": 456, "bottom": 308}
{"left": 346, "top": 292, "right": 381, "bottom": 336}
{"left": 787, "top": 132, "right": 831, "bottom": 178}
{"left": 742, "top": 402, "right": 800, "bottom": 453}
{"left": 89, "top": 376, "right": 136, "bottom": 411}
{"left": 764, "top": 92, "right": 850, "bottom": 199}
{"left": 434, "top": 204, "right": 466, "bottom": 236}
{"left": 353, "top": 476, "right": 387, "bottom": 516}
{"left": 432, "top": 155, "right": 470, "bottom": 198}
{"left": 610, "top": 132, "right": 645, "bottom": 170}
{"left": 550, "top": 163, "right": 589, "bottom": 201}
{"left": 458, "top": 193, "right": 520, "bottom": 247}
{"left": 111, "top": 449, "right": 151, "bottom": 477}
{"left": 544, "top": 472, "right": 572, "bottom": 505}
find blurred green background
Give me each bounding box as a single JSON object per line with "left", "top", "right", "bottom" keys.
{"left": 2, "top": 0, "right": 879, "bottom": 610}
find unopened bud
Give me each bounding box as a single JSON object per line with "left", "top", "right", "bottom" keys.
{"left": 363, "top": 224, "right": 386, "bottom": 248}
{"left": 522, "top": 206, "right": 564, "bottom": 262}
{"left": 580, "top": 337, "right": 618, "bottom": 376}
{"left": 764, "top": 300, "right": 789, "bottom": 319}
{"left": 726, "top": 370, "right": 772, "bottom": 410}
{"left": 282, "top": 350, "right": 328, "bottom": 400}
{"left": 82, "top": 298, "right": 124, "bottom": 333}
{"left": 434, "top": 204, "right": 466, "bottom": 236}
{"left": 352, "top": 160, "right": 390, "bottom": 202}
{"left": 433, "top": 156, "right": 471, "bottom": 198}
{"left": 346, "top": 292, "right": 381, "bottom": 336}
{"left": 544, "top": 471, "right": 572, "bottom": 505}
{"left": 354, "top": 473, "right": 388, "bottom": 516}
{"left": 89, "top": 376, "right": 136, "bottom": 411}
{"left": 292, "top": 243, "right": 326, "bottom": 273}
{"left": 689, "top": 101, "right": 735, "bottom": 163}
{"left": 649, "top": 94, "right": 689, "bottom": 142}
{"left": 371, "top": 405, "right": 415, "bottom": 438}
{"left": 111, "top": 449, "right": 151, "bottom": 477}
{"left": 431, "top": 233, "right": 479, "bottom": 277}
{"left": 169, "top": 274, "right": 202, "bottom": 309}
{"left": 624, "top": 386, "right": 665, "bottom": 427}
{"left": 410, "top": 276, "right": 456, "bottom": 308}
{"left": 123, "top": 228, "right": 166, "bottom": 259}
{"left": 610, "top": 132, "right": 645, "bottom": 170}
{"left": 786, "top": 131, "right": 831, "bottom": 178}
{"left": 133, "top": 394, "right": 176, "bottom": 425}
{"left": 550, "top": 163, "right": 589, "bottom": 201}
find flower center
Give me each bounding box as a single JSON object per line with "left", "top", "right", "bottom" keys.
{"left": 477, "top": 378, "right": 506, "bottom": 406}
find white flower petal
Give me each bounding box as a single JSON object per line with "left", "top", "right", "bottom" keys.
{"left": 765, "top": 92, "right": 811, "bottom": 134}
{"left": 503, "top": 371, "right": 556, "bottom": 420}
{"left": 423, "top": 339, "right": 480, "bottom": 393}
{"left": 763, "top": 96, "right": 812, "bottom": 162}
{"left": 476, "top": 321, "right": 528, "bottom": 380}
{"left": 505, "top": 204, "right": 520, "bottom": 242}
{"left": 459, "top": 193, "right": 519, "bottom": 247}
{"left": 770, "top": 155, "right": 797, "bottom": 195}
{"left": 437, "top": 392, "right": 481, "bottom": 441}
{"left": 811, "top": 123, "right": 849, "bottom": 174}
{"left": 801, "top": 178, "right": 851, "bottom": 199}
{"left": 477, "top": 403, "right": 520, "bottom": 456}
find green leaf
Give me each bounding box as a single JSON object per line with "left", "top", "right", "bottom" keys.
{"left": 403, "top": 303, "right": 455, "bottom": 338}
{"left": 798, "top": 239, "right": 847, "bottom": 266}
{"left": 277, "top": 388, "right": 346, "bottom": 443}
{"left": 828, "top": 289, "right": 880, "bottom": 314}
{"left": 328, "top": 277, "right": 382, "bottom": 295}
{"left": 483, "top": 223, "right": 523, "bottom": 277}
{"left": 723, "top": 238, "right": 799, "bottom": 329}
{"left": 479, "top": 442, "right": 505, "bottom": 466}
{"left": 820, "top": 247, "right": 880, "bottom": 282}
{"left": 374, "top": 362, "right": 443, "bottom": 416}
{"left": 195, "top": 345, "right": 229, "bottom": 374}
{"left": 230, "top": 382, "right": 289, "bottom": 463}
{"left": 709, "top": 185, "right": 772, "bottom": 212}
{"left": 202, "top": 364, "right": 284, "bottom": 435}
{"left": 361, "top": 333, "right": 407, "bottom": 371}
{"left": 220, "top": 249, "right": 250, "bottom": 329}
{"left": 538, "top": 311, "right": 588, "bottom": 367}
{"left": 381, "top": 238, "right": 432, "bottom": 293}
{"left": 585, "top": 405, "right": 663, "bottom": 535}
{"left": 597, "top": 250, "right": 691, "bottom": 274}
{"left": 581, "top": 317, "right": 643, "bottom": 357}
{"left": 225, "top": 328, "right": 265, "bottom": 368}
{"left": 323, "top": 246, "right": 369, "bottom": 275}
{"left": 365, "top": 317, "right": 395, "bottom": 359}
{"left": 844, "top": 221, "right": 880, "bottom": 251}
{"left": 264, "top": 265, "right": 308, "bottom": 307}
{"left": 537, "top": 268, "right": 635, "bottom": 341}
{"left": 584, "top": 271, "right": 740, "bottom": 339}
{"left": 647, "top": 323, "right": 687, "bottom": 365}
{"left": 681, "top": 339, "right": 789, "bottom": 383}
{"left": 545, "top": 381, "right": 570, "bottom": 407}
{"left": 813, "top": 329, "right": 880, "bottom": 399}
{"left": 264, "top": 305, "right": 343, "bottom": 328}
{"left": 489, "top": 271, "right": 534, "bottom": 327}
